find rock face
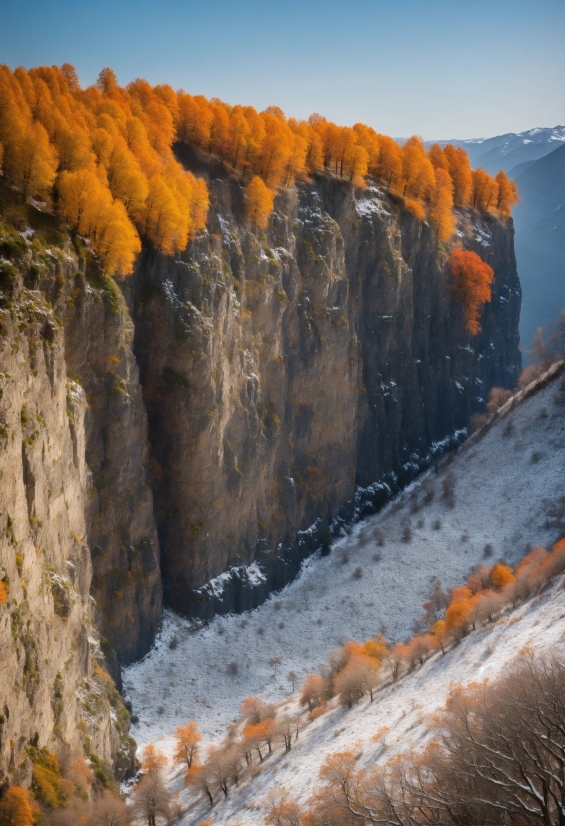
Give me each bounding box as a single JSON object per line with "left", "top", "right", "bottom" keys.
{"left": 130, "top": 161, "right": 521, "bottom": 618}
{"left": 0, "top": 249, "right": 133, "bottom": 784}
{"left": 63, "top": 270, "right": 161, "bottom": 666}
{"left": 0, "top": 162, "right": 521, "bottom": 771}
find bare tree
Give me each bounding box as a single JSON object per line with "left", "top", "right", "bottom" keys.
{"left": 87, "top": 792, "right": 132, "bottom": 826}
{"left": 132, "top": 772, "right": 170, "bottom": 826}
{"left": 287, "top": 670, "right": 297, "bottom": 692}
{"left": 269, "top": 656, "right": 282, "bottom": 679}
{"left": 275, "top": 715, "right": 295, "bottom": 753}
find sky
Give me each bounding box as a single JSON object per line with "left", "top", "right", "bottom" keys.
{"left": 1, "top": 0, "right": 564, "bottom": 140}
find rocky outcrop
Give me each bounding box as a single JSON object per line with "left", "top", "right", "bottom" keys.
{"left": 130, "top": 159, "right": 521, "bottom": 618}
{"left": 0, "top": 244, "right": 133, "bottom": 784}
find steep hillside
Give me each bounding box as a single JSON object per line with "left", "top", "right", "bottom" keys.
{"left": 123, "top": 365, "right": 565, "bottom": 757}
{"left": 180, "top": 577, "right": 565, "bottom": 825}
{"left": 513, "top": 145, "right": 565, "bottom": 356}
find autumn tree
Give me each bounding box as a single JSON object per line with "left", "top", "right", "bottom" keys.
{"left": 141, "top": 743, "right": 167, "bottom": 775}
{"left": 443, "top": 143, "right": 473, "bottom": 207}
{"left": 447, "top": 248, "right": 494, "bottom": 334}
{"left": 495, "top": 170, "right": 520, "bottom": 215}
{"left": 265, "top": 788, "right": 302, "bottom": 826}
{"left": 472, "top": 168, "right": 498, "bottom": 211}
{"left": 245, "top": 175, "right": 274, "bottom": 229}
{"left": 489, "top": 562, "right": 515, "bottom": 591}
{"left": 401, "top": 136, "right": 435, "bottom": 201}
{"left": 429, "top": 167, "right": 456, "bottom": 242}
{"left": 8, "top": 121, "right": 58, "bottom": 199}
{"left": 334, "top": 654, "right": 380, "bottom": 707}
{"left": 300, "top": 673, "right": 325, "bottom": 711}
{"left": 375, "top": 134, "right": 403, "bottom": 189}
{"left": 0, "top": 787, "right": 35, "bottom": 826}
{"left": 173, "top": 721, "right": 201, "bottom": 771}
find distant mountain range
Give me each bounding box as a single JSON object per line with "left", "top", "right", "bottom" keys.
{"left": 426, "top": 126, "right": 565, "bottom": 175}
{"left": 421, "top": 126, "right": 564, "bottom": 362}
{"left": 512, "top": 144, "right": 565, "bottom": 359}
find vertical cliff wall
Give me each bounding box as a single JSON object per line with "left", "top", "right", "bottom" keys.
{"left": 0, "top": 163, "right": 521, "bottom": 705}
{"left": 130, "top": 160, "right": 521, "bottom": 618}
{"left": 0, "top": 235, "right": 134, "bottom": 784}
{"left": 62, "top": 269, "right": 161, "bottom": 665}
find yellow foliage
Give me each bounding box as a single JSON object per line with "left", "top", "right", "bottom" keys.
{"left": 141, "top": 743, "right": 167, "bottom": 774}
{"left": 490, "top": 563, "right": 515, "bottom": 591}
{"left": 246, "top": 176, "right": 275, "bottom": 228}
{"left": 0, "top": 786, "right": 35, "bottom": 826}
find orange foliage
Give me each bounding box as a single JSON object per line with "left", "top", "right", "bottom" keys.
{"left": 401, "top": 136, "right": 435, "bottom": 200}
{"left": 0, "top": 787, "right": 35, "bottom": 826}
{"left": 141, "top": 743, "right": 167, "bottom": 774}
{"left": 490, "top": 563, "right": 515, "bottom": 591}
{"left": 0, "top": 581, "right": 8, "bottom": 604}
{"left": 443, "top": 144, "right": 473, "bottom": 207}
{"left": 0, "top": 64, "right": 208, "bottom": 274}
{"left": 445, "top": 600, "right": 473, "bottom": 635}
{"left": 361, "top": 634, "right": 388, "bottom": 661}
{"left": 449, "top": 586, "right": 473, "bottom": 604}
{"left": 245, "top": 176, "right": 275, "bottom": 228}
{"left": 432, "top": 619, "right": 451, "bottom": 653}
{"left": 447, "top": 249, "right": 494, "bottom": 335}
{"left": 300, "top": 673, "right": 325, "bottom": 711}
{"left": 1, "top": 62, "right": 516, "bottom": 274}
{"left": 472, "top": 168, "right": 499, "bottom": 211}
{"left": 173, "top": 721, "right": 201, "bottom": 770}
{"left": 429, "top": 167, "right": 456, "bottom": 242}
{"left": 495, "top": 170, "right": 520, "bottom": 216}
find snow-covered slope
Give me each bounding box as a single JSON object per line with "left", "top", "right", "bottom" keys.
{"left": 181, "top": 578, "right": 565, "bottom": 824}
{"left": 123, "top": 368, "right": 565, "bottom": 817}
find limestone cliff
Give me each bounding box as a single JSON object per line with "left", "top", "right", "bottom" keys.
{"left": 129, "top": 153, "right": 521, "bottom": 618}
{"left": 0, "top": 221, "right": 134, "bottom": 783}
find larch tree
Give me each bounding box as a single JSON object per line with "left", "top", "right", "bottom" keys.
{"left": 173, "top": 721, "right": 202, "bottom": 771}
{"left": 444, "top": 143, "right": 473, "bottom": 207}
{"left": 141, "top": 743, "right": 168, "bottom": 775}
{"left": 0, "top": 787, "right": 35, "bottom": 826}
{"left": 447, "top": 248, "right": 494, "bottom": 335}
{"left": 9, "top": 121, "right": 58, "bottom": 199}
{"left": 429, "top": 167, "right": 456, "bottom": 242}
{"left": 495, "top": 170, "right": 520, "bottom": 215}
{"left": 472, "top": 168, "right": 499, "bottom": 211}
{"left": 245, "top": 175, "right": 275, "bottom": 229}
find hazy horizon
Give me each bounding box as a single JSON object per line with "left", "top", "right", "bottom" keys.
{"left": 1, "top": 0, "right": 563, "bottom": 140}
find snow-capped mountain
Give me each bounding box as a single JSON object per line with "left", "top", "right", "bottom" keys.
{"left": 427, "top": 126, "right": 565, "bottom": 174}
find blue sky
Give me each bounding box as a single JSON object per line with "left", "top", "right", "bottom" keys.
{"left": 1, "top": 0, "right": 563, "bottom": 139}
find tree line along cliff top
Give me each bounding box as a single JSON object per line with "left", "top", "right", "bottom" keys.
{"left": 0, "top": 63, "right": 519, "bottom": 277}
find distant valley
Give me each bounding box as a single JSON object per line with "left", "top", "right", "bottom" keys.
{"left": 427, "top": 127, "right": 565, "bottom": 359}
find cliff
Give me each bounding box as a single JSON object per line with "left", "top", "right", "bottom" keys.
{"left": 129, "top": 150, "right": 521, "bottom": 619}
{"left": 0, "top": 207, "right": 137, "bottom": 784}
{"left": 0, "top": 159, "right": 521, "bottom": 776}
